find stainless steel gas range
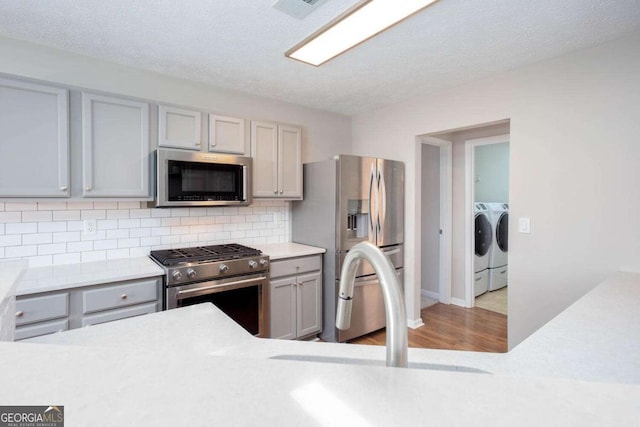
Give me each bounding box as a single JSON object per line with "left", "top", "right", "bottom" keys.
{"left": 149, "top": 244, "right": 270, "bottom": 338}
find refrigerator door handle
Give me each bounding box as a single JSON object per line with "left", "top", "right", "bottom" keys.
{"left": 382, "top": 246, "right": 401, "bottom": 257}
{"left": 378, "top": 166, "right": 386, "bottom": 238}
{"left": 368, "top": 163, "right": 377, "bottom": 243}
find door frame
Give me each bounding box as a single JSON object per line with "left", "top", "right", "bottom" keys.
{"left": 464, "top": 134, "right": 510, "bottom": 307}
{"left": 415, "top": 136, "right": 452, "bottom": 314}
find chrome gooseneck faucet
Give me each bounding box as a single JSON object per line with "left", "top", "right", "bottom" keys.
{"left": 336, "top": 241, "right": 408, "bottom": 368}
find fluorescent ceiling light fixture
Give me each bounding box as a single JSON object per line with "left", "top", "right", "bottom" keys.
{"left": 286, "top": 0, "right": 439, "bottom": 66}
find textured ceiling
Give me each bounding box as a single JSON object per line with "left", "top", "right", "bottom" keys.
{"left": 0, "top": 0, "right": 639, "bottom": 115}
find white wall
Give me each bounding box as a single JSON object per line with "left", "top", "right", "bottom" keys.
{"left": 420, "top": 144, "right": 440, "bottom": 294}
{"left": 0, "top": 37, "right": 352, "bottom": 267}
{"left": 352, "top": 32, "right": 640, "bottom": 348}
{"left": 475, "top": 142, "right": 510, "bottom": 203}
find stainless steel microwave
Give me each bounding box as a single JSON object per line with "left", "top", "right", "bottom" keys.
{"left": 152, "top": 148, "right": 252, "bottom": 208}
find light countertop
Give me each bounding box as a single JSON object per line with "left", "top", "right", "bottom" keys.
{"left": 15, "top": 243, "right": 325, "bottom": 296}
{"left": 16, "top": 256, "right": 165, "bottom": 296}
{"left": 0, "top": 260, "right": 26, "bottom": 299}
{"left": 2, "top": 262, "right": 639, "bottom": 424}
{"left": 10, "top": 272, "right": 640, "bottom": 424}
{"left": 2, "top": 339, "right": 638, "bottom": 426}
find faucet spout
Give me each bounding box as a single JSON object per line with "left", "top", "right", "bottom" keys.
{"left": 336, "top": 242, "right": 408, "bottom": 368}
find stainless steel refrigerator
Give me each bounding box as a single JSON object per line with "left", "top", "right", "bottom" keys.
{"left": 292, "top": 155, "right": 404, "bottom": 342}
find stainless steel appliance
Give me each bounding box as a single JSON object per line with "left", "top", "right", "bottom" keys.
{"left": 152, "top": 148, "right": 252, "bottom": 208}
{"left": 149, "top": 244, "right": 270, "bottom": 337}
{"left": 292, "top": 155, "right": 404, "bottom": 342}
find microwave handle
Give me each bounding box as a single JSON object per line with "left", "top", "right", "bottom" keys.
{"left": 243, "top": 165, "right": 249, "bottom": 201}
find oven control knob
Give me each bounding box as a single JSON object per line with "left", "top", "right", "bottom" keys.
{"left": 219, "top": 264, "right": 229, "bottom": 273}
{"left": 259, "top": 259, "right": 268, "bottom": 267}
{"left": 172, "top": 270, "right": 183, "bottom": 281}
{"left": 186, "top": 268, "right": 196, "bottom": 279}
{"left": 248, "top": 260, "right": 258, "bottom": 269}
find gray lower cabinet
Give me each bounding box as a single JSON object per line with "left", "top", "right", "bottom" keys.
{"left": 15, "top": 277, "right": 161, "bottom": 340}
{"left": 15, "top": 292, "right": 70, "bottom": 340}
{"left": 77, "top": 278, "right": 160, "bottom": 327}
{"left": 269, "top": 255, "right": 322, "bottom": 340}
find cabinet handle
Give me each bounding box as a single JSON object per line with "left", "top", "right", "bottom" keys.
{"left": 15, "top": 310, "right": 24, "bottom": 318}
{"left": 274, "top": 189, "right": 278, "bottom": 194}
{"left": 195, "top": 141, "right": 201, "bottom": 146}
{"left": 59, "top": 186, "right": 67, "bottom": 191}
{"left": 280, "top": 190, "right": 283, "bottom": 194}
{"left": 85, "top": 186, "right": 92, "bottom": 191}
{"left": 120, "top": 293, "right": 128, "bottom": 300}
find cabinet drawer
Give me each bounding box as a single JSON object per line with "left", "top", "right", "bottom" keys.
{"left": 82, "top": 278, "right": 159, "bottom": 314}
{"left": 16, "top": 293, "right": 69, "bottom": 326}
{"left": 15, "top": 318, "right": 68, "bottom": 341}
{"left": 270, "top": 255, "right": 321, "bottom": 279}
{"left": 81, "top": 302, "right": 158, "bottom": 327}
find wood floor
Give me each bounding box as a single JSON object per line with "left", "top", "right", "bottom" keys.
{"left": 348, "top": 303, "right": 508, "bottom": 353}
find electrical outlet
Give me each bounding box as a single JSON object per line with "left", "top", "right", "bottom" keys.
{"left": 83, "top": 219, "right": 97, "bottom": 236}
{"left": 518, "top": 217, "right": 531, "bottom": 234}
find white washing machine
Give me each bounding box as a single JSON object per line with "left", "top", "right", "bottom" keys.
{"left": 473, "top": 202, "right": 492, "bottom": 296}
{"left": 486, "top": 202, "right": 509, "bottom": 291}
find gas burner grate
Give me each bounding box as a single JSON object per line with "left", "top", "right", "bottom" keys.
{"left": 150, "top": 243, "right": 261, "bottom": 266}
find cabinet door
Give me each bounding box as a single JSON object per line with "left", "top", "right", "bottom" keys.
{"left": 269, "top": 276, "right": 297, "bottom": 340}
{"left": 158, "top": 105, "right": 202, "bottom": 150}
{"left": 278, "top": 125, "right": 303, "bottom": 199}
{"left": 296, "top": 272, "right": 322, "bottom": 337}
{"left": 82, "top": 93, "right": 150, "bottom": 198}
{"left": 0, "top": 78, "right": 70, "bottom": 197}
{"left": 209, "top": 114, "right": 245, "bottom": 154}
{"left": 251, "top": 121, "right": 279, "bottom": 197}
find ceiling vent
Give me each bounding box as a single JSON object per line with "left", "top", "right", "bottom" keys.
{"left": 273, "top": 0, "right": 330, "bottom": 19}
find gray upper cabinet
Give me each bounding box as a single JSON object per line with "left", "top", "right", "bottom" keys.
{"left": 208, "top": 114, "right": 246, "bottom": 154}
{"left": 251, "top": 121, "right": 302, "bottom": 199}
{"left": 0, "top": 78, "right": 70, "bottom": 197}
{"left": 278, "top": 125, "right": 303, "bottom": 199}
{"left": 81, "top": 93, "right": 151, "bottom": 198}
{"left": 158, "top": 104, "right": 202, "bottom": 150}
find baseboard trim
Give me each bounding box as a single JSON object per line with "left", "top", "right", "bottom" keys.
{"left": 407, "top": 317, "right": 424, "bottom": 329}
{"left": 451, "top": 297, "right": 467, "bottom": 307}
{"left": 421, "top": 289, "right": 439, "bottom": 301}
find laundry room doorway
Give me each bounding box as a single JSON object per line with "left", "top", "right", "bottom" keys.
{"left": 466, "top": 135, "right": 510, "bottom": 314}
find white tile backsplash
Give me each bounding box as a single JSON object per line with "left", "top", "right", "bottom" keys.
{"left": 6, "top": 223, "right": 37, "bottom": 234}
{"left": 22, "top": 211, "right": 52, "bottom": 222}
{"left": 0, "top": 200, "right": 290, "bottom": 266}
{"left": 0, "top": 212, "right": 21, "bottom": 223}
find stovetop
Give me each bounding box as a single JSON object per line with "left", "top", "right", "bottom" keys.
{"left": 150, "top": 243, "right": 262, "bottom": 267}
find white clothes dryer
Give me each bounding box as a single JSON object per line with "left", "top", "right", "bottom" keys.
{"left": 474, "top": 202, "right": 492, "bottom": 274}
{"left": 486, "top": 202, "right": 509, "bottom": 291}
{"left": 474, "top": 202, "right": 492, "bottom": 296}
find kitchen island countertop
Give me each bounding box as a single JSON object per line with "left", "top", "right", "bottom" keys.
{"left": 1, "top": 264, "right": 639, "bottom": 424}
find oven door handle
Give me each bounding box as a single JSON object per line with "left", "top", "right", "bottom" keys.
{"left": 176, "top": 276, "right": 267, "bottom": 299}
